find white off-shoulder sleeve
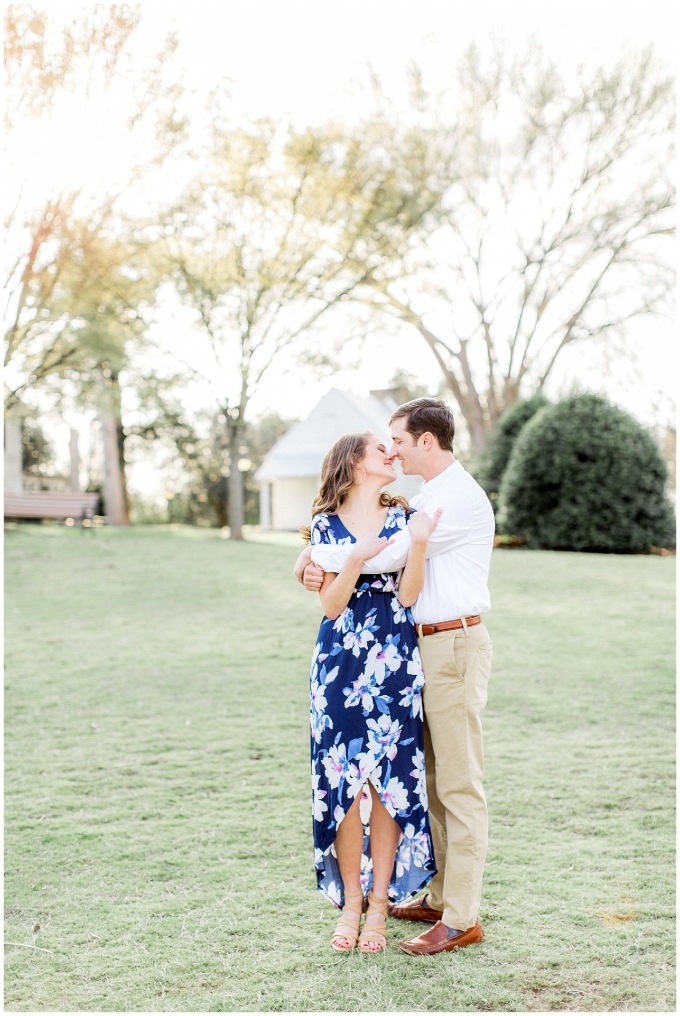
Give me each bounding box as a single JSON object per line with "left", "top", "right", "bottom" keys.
{"left": 310, "top": 501, "right": 475, "bottom": 574}
{"left": 309, "top": 528, "right": 411, "bottom": 573}
{"left": 309, "top": 543, "right": 352, "bottom": 573}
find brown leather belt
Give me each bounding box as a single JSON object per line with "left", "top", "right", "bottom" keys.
{"left": 417, "top": 615, "right": 482, "bottom": 637}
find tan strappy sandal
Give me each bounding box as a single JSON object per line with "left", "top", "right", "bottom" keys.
{"left": 331, "top": 889, "right": 365, "bottom": 952}
{"left": 358, "top": 891, "right": 389, "bottom": 953}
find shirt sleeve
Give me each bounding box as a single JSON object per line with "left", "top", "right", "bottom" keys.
{"left": 419, "top": 494, "right": 476, "bottom": 556}
{"left": 309, "top": 543, "right": 351, "bottom": 573}
{"left": 310, "top": 495, "right": 475, "bottom": 574}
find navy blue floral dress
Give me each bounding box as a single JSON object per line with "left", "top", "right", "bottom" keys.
{"left": 309, "top": 504, "right": 435, "bottom": 908}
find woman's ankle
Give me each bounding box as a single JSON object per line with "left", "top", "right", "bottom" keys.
{"left": 343, "top": 887, "right": 363, "bottom": 903}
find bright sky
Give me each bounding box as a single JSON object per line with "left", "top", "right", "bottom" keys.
{"left": 145, "top": 0, "right": 677, "bottom": 421}
{"left": 149, "top": 0, "right": 677, "bottom": 122}
{"left": 12, "top": 0, "right": 677, "bottom": 488}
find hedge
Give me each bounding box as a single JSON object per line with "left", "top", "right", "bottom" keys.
{"left": 478, "top": 393, "right": 549, "bottom": 513}
{"left": 500, "top": 393, "right": 675, "bottom": 552}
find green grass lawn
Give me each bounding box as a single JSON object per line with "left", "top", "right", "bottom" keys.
{"left": 4, "top": 525, "right": 675, "bottom": 1012}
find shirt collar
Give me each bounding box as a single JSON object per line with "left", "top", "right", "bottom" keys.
{"left": 420, "top": 460, "right": 461, "bottom": 494}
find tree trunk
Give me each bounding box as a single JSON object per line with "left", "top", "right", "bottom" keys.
{"left": 456, "top": 342, "right": 488, "bottom": 453}
{"left": 259, "top": 480, "right": 271, "bottom": 530}
{"left": 99, "top": 376, "right": 129, "bottom": 525}
{"left": 215, "top": 481, "right": 228, "bottom": 529}
{"left": 466, "top": 403, "right": 487, "bottom": 454}
{"left": 116, "top": 415, "right": 130, "bottom": 519}
{"left": 69, "top": 428, "right": 80, "bottom": 492}
{"left": 100, "top": 414, "right": 129, "bottom": 524}
{"left": 410, "top": 318, "right": 490, "bottom": 452}
{"left": 4, "top": 416, "right": 23, "bottom": 493}
{"left": 228, "top": 424, "right": 244, "bottom": 540}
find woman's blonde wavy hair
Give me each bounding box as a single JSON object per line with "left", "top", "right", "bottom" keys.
{"left": 299, "top": 432, "right": 409, "bottom": 542}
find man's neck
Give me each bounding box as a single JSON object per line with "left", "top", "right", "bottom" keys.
{"left": 420, "top": 453, "right": 456, "bottom": 483}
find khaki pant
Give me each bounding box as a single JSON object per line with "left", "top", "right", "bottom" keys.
{"left": 418, "top": 621, "right": 492, "bottom": 931}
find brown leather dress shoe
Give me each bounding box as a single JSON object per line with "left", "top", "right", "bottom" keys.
{"left": 398, "top": 919, "right": 484, "bottom": 956}
{"left": 387, "top": 895, "right": 443, "bottom": 923}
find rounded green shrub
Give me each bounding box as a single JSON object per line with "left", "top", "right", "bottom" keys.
{"left": 478, "top": 393, "right": 549, "bottom": 512}
{"left": 500, "top": 393, "right": 676, "bottom": 552}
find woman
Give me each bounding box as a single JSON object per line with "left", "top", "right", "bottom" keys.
{"left": 296, "top": 432, "right": 440, "bottom": 953}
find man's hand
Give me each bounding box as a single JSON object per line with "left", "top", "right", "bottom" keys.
{"left": 293, "top": 546, "right": 313, "bottom": 584}
{"left": 303, "top": 561, "right": 325, "bottom": 591}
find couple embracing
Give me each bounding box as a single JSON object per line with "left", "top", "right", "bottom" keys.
{"left": 294, "top": 398, "right": 495, "bottom": 956}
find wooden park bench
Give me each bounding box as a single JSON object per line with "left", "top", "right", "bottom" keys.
{"left": 4, "top": 491, "right": 101, "bottom": 524}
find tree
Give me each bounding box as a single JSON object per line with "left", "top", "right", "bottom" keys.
{"left": 3, "top": 5, "right": 145, "bottom": 411}
{"left": 4, "top": 6, "right": 185, "bottom": 522}
{"left": 499, "top": 393, "right": 676, "bottom": 551}
{"left": 4, "top": 4, "right": 139, "bottom": 130}
{"left": 358, "top": 47, "right": 675, "bottom": 451}
{"left": 476, "top": 392, "right": 549, "bottom": 512}
{"left": 4, "top": 207, "right": 156, "bottom": 522}
{"left": 160, "top": 115, "right": 447, "bottom": 538}
{"left": 369, "top": 368, "right": 433, "bottom": 407}
{"left": 157, "top": 410, "right": 293, "bottom": 529}
{"left": 21, "top": 413, "right": 54, "bottom": 476}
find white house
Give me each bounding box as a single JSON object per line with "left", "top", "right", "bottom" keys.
{"left": 255, "top": 388, "right": 420, "bottom": 530}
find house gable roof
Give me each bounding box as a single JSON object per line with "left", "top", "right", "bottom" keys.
{"left": 255, "top": 388, "right": 398, "bottom": 481}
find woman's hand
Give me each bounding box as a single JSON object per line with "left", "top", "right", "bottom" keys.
{"left": 319, "top": 534, "right": 395, "bottom": 620}
{"left": 407, "top": 508, "right": 443, "bottom": 543}
{"left": 304, "top": 534, "right": 394, "bottom": 604}
{"left": 349, "top": 533, "right": 396, "bottom": 564}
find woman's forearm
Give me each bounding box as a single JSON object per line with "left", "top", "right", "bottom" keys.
{"left": 319, "top": 552, "right": 364, "bottom": 620}
{"left": 397, "top": 538, "right": 428, "bottom": 608}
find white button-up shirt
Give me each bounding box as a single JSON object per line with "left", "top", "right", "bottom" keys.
{"left": 310, "top": 461, "right": 495, "bottom": 625}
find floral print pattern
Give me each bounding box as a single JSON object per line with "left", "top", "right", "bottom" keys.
{"left": 309, "top": 505, "right": 435, "bottom": 906}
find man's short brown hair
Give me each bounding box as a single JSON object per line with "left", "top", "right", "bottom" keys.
{"left": 390, "top": 398, "right": 455, "bottom": 451}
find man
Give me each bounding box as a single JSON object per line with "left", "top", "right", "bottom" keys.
{"left": 295, "top": 398, "right": 495, "bottom": 955}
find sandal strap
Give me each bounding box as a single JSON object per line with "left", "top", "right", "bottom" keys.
{"left": 362, "top": 911, "right": 387, "bottom": 930}
{"left": 333, "top": 910, "right": 362, "bottom": 946}
{"left": 333, "top": 906, "right": 362, "bottom": 937}
{"left": 336, "top": 908, "right": 361, "bottom": 926}
{"left": 340, "top": 898, "right": 364, "bottom": 918}
{"left": 359, "top": 892, "right": 388, "bottom": 950}
{"left": 365, "top": 892, "right": 389, "bottom": 914}
{"left": 341, "top": 892, "right": 366, "bottom": 918}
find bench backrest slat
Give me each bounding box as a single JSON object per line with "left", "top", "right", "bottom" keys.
{"left": 4, "top": 492, "right": 100, "bottom": 520}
